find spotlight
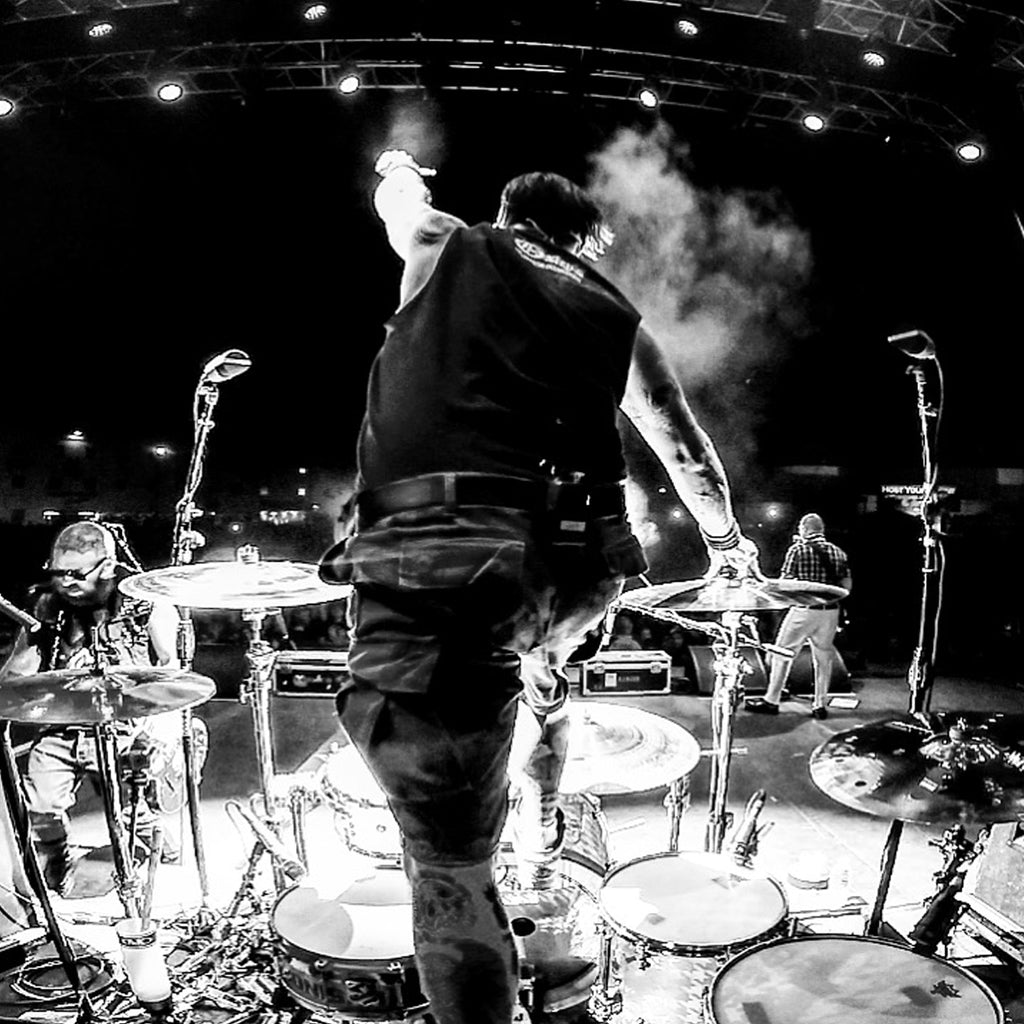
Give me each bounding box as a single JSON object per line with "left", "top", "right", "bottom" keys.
{"left": 955, "top": 140, "right": 984, "bottom": 162}
{"left": 801, "top": 111, "right": 827, "bottom": 133}
{"left": 87, "top": 20, "right": 114, "bottom": 38}
{"left": 336, "top": 73, "right": 360, "bottom": 95}
{"left": 860, "top": 47, "right": 887, "bottom": 69}
{"left": 675, "top": 17, "right": 700, "bottom": 38}
{"left": 156, "top": 81, "right": 185, "bottom": 103}
{"left": 637, "top": 84, "right": 660, "bottom": 110}
{"left": 0, "top": 98, "right": 14, "bottom": 118}
{"left": 302, "top": 2, "right": 327, "bottom": 21}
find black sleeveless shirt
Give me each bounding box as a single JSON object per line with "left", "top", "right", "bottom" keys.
{"left": 357, "top": 224, "right": 642, "bottom": 489}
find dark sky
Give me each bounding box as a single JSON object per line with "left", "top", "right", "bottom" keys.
{"left": 2, "top": 88, "right": 1022, "bottom": 483}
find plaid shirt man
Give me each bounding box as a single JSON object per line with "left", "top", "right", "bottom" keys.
{"left": 781, "top": 533, "right": 849, "bottom": 594}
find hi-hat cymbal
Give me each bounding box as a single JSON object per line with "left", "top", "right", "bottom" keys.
{"left": 0, "top": 666, "right": 217, "bottom": 725}
{"left": 120, "top": 561, "right": 349, "bottom": 610}
{"left": 560, "top": 701, "right": 701, "bottom": 795}
{"left": 618, "top": 577, "right": 848, "bottom": 614}
{"left": 809, "top": 712, "right": 1024, "bottom": 824}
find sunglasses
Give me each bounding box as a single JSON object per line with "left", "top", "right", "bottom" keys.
{"left": 43, "top": 558, "right": 106, "bottom": 582}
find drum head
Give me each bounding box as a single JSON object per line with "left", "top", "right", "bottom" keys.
{"left": 272, "top": 868, "right": 414, "bottom": 962}
{"left": 322, "top": 745, "right": 388, "bottom": 806}
{"left": 709, "top": 935, "right": 1003, "bottom": 1024}
{"left": 599, "top": 852, "right": 787, "bottom": 953}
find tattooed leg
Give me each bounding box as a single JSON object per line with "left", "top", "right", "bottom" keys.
{"left": 405, "top": 853, "right": 518, "bottom": 1024}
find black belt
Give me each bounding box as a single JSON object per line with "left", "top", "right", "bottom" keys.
{"left": 357, "top": 473, "right": 626, "bottom": 522}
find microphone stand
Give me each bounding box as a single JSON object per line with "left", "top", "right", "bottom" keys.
{"left": 169, "top": 379, "right": 222, "bottom": 909}
{"left": 905, "top": 360, "right": 944, "bottom": 716}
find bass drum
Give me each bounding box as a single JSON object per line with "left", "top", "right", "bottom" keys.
{"left": 598, "top": 851, "right": 788, "bottom": 1024}
{"left": 271, "top": 866, "right": 428, "bottom": 1021}
{"left": 704, "top": 934, "right": 1003, "bottom": 1024}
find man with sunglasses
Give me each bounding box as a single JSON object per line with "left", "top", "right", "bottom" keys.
{"left": 0, "top": 521, "right": 180, "bottom": 895}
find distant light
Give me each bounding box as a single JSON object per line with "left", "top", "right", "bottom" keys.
{"left": 0, "top": 99, "right": 15, "bottom": 118}
{"left": 228, "top": 522, "right": 243, "bottom": 534}
{"left": 297, "top": 487, "right": 307, "bottom": 497}
{"left": 156, "top": 82, "right": 185, "bottom": 103}
{"left": 801, "top": 112, "right": 827, "bottom": 133}
{"left": 43, "top": 510, "right": 60, "bottom": 520}
{"left": 337, "top": 74, "right": 361, "bottom": 95}
{"left": 670, "top": 508, "right": 683, "bottom": 520}
{"left": 298, "top": 467, "right": 307, "bottom": 475}
{"left": 765, "top": 503, "right": 782, "bottom": 520}
{"left": 152, "top": 444, "right": 172, "bottom": 458}
{"left": 88, "top": 21, "right": 114, "bottom": 39}
{"left": 955, "top": 140, "right": 984, "bottom": 163}
{"left": 311, "top": 503, "right": 321, "bottom": 510}
{"left": 65, "top": 430, "right": 86, "bottom": 442}
{"left": 302, "top": 2, "right": 328, "bottom": 20}
{"left": 860, "top": 48, "right": 886, "bottom": 69}
{"left": 675, "top": 17, "right": 700, "bottom": 37}
{"left": 638, "top": 86, "right": 660, "bottom": 110}
{"left": 657, "top": 486, "right": 668, "bottom": 494}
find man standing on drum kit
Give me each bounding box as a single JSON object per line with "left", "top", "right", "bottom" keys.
{"left": 319, "top": 151, "right": 758, "bottom": 1024}
{"left": 745, "top": 512, "right": 851, "bottom": 719}
{"left": 0, "top": 521, "right": 183, "bottom": 895}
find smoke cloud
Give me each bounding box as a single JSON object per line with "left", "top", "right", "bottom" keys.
{"left": 588, "top": 124, "right": 813, "bottom": 489}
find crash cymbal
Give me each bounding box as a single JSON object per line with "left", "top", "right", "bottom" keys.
{"left": 119, "top": 560, "right": 349, "bottom": 610}
{"left": 618, "top": 577, "right": 847, "bottom": 614}
{"left": 809, "top": 712, "right": 1024, "bottom": 825}
{"left": 560, "top": 701, "right": 701, "bottom": 796}
{"left": 0, "top": 666, "right": 217, "bottom": 725}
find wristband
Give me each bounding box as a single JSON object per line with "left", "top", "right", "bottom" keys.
{"left": 700, "top": 520, "right": 741, "bottom": 551}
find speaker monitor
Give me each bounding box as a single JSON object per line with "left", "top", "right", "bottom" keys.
{"left": 687, "top": 644, "right": 850, "bottom": 695}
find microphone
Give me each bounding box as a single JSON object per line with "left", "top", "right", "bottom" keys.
{"left": 887, "top": 330, "right": 936, "bottom": 360}
{"left": 228, "top": 801, "right": 307, "bottom": 882}
{"left": 199, "top": 349, "right": 252, "bottom": 384}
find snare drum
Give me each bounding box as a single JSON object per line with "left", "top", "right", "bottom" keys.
{"left": 598, "top": 851, "right": 788, "bottom": 1024}
{"left": 319, "top": 745, "right": 402, "bottom": 861}
{"left": 271, "top": 866, "right": 428, "bottom": 1021}
{"left": 704, "top": 934, "right": 1003, "bottom": 1024}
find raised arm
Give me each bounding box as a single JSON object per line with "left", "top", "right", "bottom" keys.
{"left": 0, "top": 628, "right": 41, "bottom": 680}
{"left": 621, "top": 325, "right": 758, "bottom": 572}
{"left": 372, "top": 149, "right": 467, "bottom": 307}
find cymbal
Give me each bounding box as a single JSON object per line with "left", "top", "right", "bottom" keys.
{"left": 0, "top": 666, "right": 217, "bottom": 725}
{"left": 809, "top": 712, "right": 1024, "bottom": 825}
{"left": 618, "top": 577, "right": 847, "bottom": 614}
{"left": 560, "top": 701, "right": 701, "bottom": 796}
{"left": 119, "top": 561, "right": 350, "bottom": 610}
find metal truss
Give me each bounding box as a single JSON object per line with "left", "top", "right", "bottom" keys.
{"left": 0, "top": 1, "right": 1015, "bottom": 153}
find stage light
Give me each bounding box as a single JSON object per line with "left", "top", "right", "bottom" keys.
{"left": 302, "top": 2, "right": 327, "bottom": 20}
{"left": 675, "top": 17, "right": 700, "bottom": 37}
{"left": 65, "top": 430, "right": 86, "bottom": 443}
{"left": 337, "top": 73, "right": 360, "bottom": 95}
{"left": 151, "top": 444, "right": 172, "bottom": 458}
{"left": 156, "top": 81, "right": 185, "bottom": 103}
{"left": 0, "top": 98, "right": 14, "bottom": 118}
{"left": 638, "top": 84, "right": 660, "bottom": 110}
{"left": 861, "top": 47, "right": 886, "bottom": 69}
{"left": 87, "top": 20, "right": 114, "bottom": 38}
{"left": 670, "top": 508, "right": 683, "bottom": 519}
{"left": 955, "top": 140, "right": 984, "bottom": 162}
{"left": 801, "top": 111, "right": 827, "bottom": 133}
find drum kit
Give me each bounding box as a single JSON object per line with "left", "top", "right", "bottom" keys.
{"left": 2, "top": 555, "right": 1021, "bottom": 1024}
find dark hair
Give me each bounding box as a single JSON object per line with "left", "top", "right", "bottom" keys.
{"left": 497, "top": 171, "right": 612, "bottom": 257}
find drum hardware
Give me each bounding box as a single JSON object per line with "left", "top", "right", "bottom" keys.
{"left": 121, "top": 550, "right": 349, "bottom": 895}
{"left": 809, "top": 711, "right": 1024, "bottom": 939}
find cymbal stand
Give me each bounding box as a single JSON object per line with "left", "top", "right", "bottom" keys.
{"left": 238, "top": 598, "right": 286, "bottom": 892}
{"left": 0, "top": 722, "right": 96, "bottom": 1022}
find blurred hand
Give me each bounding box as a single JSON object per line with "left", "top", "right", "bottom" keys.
{"left": 705, "top": 535, "right": 763, "bottom": 581}
{"left": 374, "top": 149, "right": 437, "bottom": 178}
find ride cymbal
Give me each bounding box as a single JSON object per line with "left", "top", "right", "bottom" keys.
{"left": 119, "top": 560, "right": 349, "bottom": 610}
{"left": 619, "top": 577, "right": 848, "bottom": 614}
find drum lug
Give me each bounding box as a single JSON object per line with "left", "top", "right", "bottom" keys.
{"left": 312, "top": 958, "right": 329, "bottom": 975}
{"left": 387, "top": 960, "right": 405, "bottom": 979}
{"left": 636, "top": 940, "right": 651, "bottom": 972}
